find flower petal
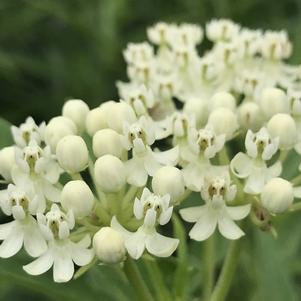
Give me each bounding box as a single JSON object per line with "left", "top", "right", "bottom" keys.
{"left": 230, "top": 153, "right": 253, "bottom": 178}
{"left": 217, "top": 215, "right": 245, "bottom": 240}
{"left": 53, "top": 251, "right": 74, "bottom": 283}
{"left": 125, "top": 157, "right": 148, "bottom": 187}
{"left": 179, "top": 206, "right": 207, "bottom": 223}
{"left": 152, "top": 146, "right": 179, "bottom": 166}
{"left": 293, "top": 186, "right": 301, "bottom": 198}
{"left": 225, "top": 204, "right": 251, "bottom": 221}
{"left": 146, "top": 232, "right": 179, "bottom": 257}
{"left": 23, "top": 251, "right": 54, "bottom": 275}
{"left": 125, "top": 228, "right": 146, "bottom": 260}
{"left": 0, "top": 224, "right": 24, "bottom": 258}
{"left": 0, "top": 220, "right": 15, "bottom": 240}
{"left": 71, "top": 242, "right": 94, "bottom": 266}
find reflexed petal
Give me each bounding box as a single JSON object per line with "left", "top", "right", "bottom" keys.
{"left": 23, "top": 251, "right": 54, "bottom": 275}
{"left": 71, "top": 242, "right": 94, "bottom": 266}
{"left": 23, "top": 218, "right": 47, "bottom": 257}
{"left": 0, "top": 220, "right": 15, "bottom": 240}
{"left": 244, "top": 167, "right": 266, "bottom": 194}
{"left": 293, "top": 186, "right": 301, "bottom": 198}
{"left": 125, "top": 229, "right": 146, "bottom": 260}
{"left": 230, "top": 153, "right": 253, "bottom": 178}
{"left": 182, "top": 163, "right": 206, "bottom": 191}
{"left": 77, "top": 234, "right": 91, "bottom": 248}
{"left": 153, "top": 146, "right": 179, "bottom": 166}
{"left": 146, "top": 232, "right": 179, "bottom": 257}
{"left": 53, "top": 251, "right": 74, "bottom": 283}
{"left": 144, "top": 151, "right": 161, "bottom": 176}
{"left": 266, "top": 161, "right": 282, "bottom": 178}
{"left": 245, "top": 130, "right": 257, "bottom": 158}
{"left": 111, "top": 216, "right": 131, "bottom": 241}
{"left": 179, "top": 206, "right": 206, "bottom": 222}
{"left": 225, "top": 204, "right": 251, "bottom": 220}
{"left": 159, "top": 206, "right": 173, "bottom": 225}
{"left": 0, "top": 225, "right": 24, "bottom": 258}
{"left": 43, "top": 181, "right": 61, "bottom": 203}
{"left": 125, "top": 158, "right": 148, "bottom": 187}
{"left": 217, "top": 215, "right": 245, "bottom": 240}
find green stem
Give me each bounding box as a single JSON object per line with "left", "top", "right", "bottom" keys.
{"left": 289, "top": 202, "right": 301, "bottom": 212}
{"left": 144, "top": 260, "right": 172, "bottom": 301}
{"left": 291, "top": 174, "right": 301, "bottom": 186}
{"left": 70, "top": 172, "right": 83, "bottom": 181}
{"left": 203, "top": 235, "right": 215, "bottom": 301}
{"left": 209, "top": 240, "right": 241, "bottom": 301}
{"left": 123, "top": 257, "right": 154, "bottom": 301}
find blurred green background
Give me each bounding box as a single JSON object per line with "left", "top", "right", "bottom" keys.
{"left": 0, "top": 0, "right": 301, "bottom": 301}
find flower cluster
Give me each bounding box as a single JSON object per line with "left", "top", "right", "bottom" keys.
{"left": 0, "top": 19, "right": 301, "bottom": 285}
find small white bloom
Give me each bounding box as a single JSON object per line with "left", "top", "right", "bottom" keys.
{"left": 231, "top": 128, "right": 281, "bottom": 194}
{"left": 92, "top": 129, "right": 124, "bottom": 159}
{"left": 180, "top": 174, "right": 250, "bottom": 241}
{"left": 147, "top": 22, "right": 176, "bottom": 45}
{"left": 56, "top": 135, "right": 89, "bottom": 173}
{"left": 210, "top": 92, "right": 236, "bottom": 112}
{"left": 0, "top": 146, "right": 15, "bottom": 182}
{"left": 111, "top": 188, "right": 178, "bottom": 259}
{"left": 61, "top": 180, "right": 95, "bottom": 218}
{"left": 62, "top": 99, "right": 89, "bottom": 133}
{"left": 11, "top": 117, "right": 45, "bottom": 147}
{"left": 152, "top": 166, "right": 185, "bottom": 204}
{"left": 0, "top": 184, "right": 47, "bottom": 258}
{"left": 238, "top": 102, "right": 263, "bottom": 131}
{"left": 93, "top": 227, "right": 126, "bottom": 264}
{"left": 45, "top": 116, "right": 77, "bottom": 152}
{"left": 206, "top": 19, "right": 240, "bottom": 42}
{"left": 23, "top": 204, "right": 93, "bottom": 283}
{"left": 94, "top": 155, "right": 126, "bottom": 193}
{"left": 267, "top": 113, "right": 297, "bottom": 150}
{"left": 261, "top": 177, "right": 293, "bottom": 214}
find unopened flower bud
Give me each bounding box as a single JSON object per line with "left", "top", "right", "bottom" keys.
{"left": 61, "top": 180, "right": 94, "bottom": 218}
{"left": 62, "top": 99, "right": 89, "bottom": 133}
{"left": 0, "top": 146, "right": 15, "bottom": 181}
{"left": 259, "top": 88, "right": 289, "bottom": 119}
{"left": 267, "top": 113, "right": 297, "bottom": 150}
{"left": 261, "top": 178, "right": 293, "bottom": 213}
{"left": 211, "top": 92, "right": 236, "bottom": 112}
{"left": 184, "top": 97, "right": 208, "bottom": 127}
{"left": 106, "top": 102, "right": 136, "bottom": 133}
{"left": 45, "top": 117, "right": 77, "bottom": 152}
{"left": 92, "top": 129, "right": 124, "bottom": 159}
{"left": 152, "top": 166, "right": 184, "bottom": 204}
{"left": 56, "top": 135, "right": 89, "bottom": 173}
{"left": 94, "top": 155, "right": 126, "bottom": 192}
{"left": 238, "top": 102, "right": 263, "bottom": 131}
{"left": 86, "top": 102, "right": 116, "bottom": 136}
{"left": 208, "top": 108, "right": 238, "bottom": 140}
{"left": 93, "top": 227, "right": 126, "bottom": 264}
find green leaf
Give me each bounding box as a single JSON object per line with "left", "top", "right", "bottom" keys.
{"left": 0, "top": 118, "right": 13, "bottom": 148}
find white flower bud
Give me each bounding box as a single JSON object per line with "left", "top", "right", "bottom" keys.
{"left": 86, "top": 102, "right": 116, "bottom": 136}
{"left": 152, "top": 166, "right": 184, "bottom": 204}
{"left": 106, "top": 102, "right": 136, "bottom": 133}
{"left": 94, "top": 155, "right": 126, "bottom": 192}
{"left": 56, "top": 135, "right": 89, "bottom": 173}
{"left": 45, "top": 116, "right": 77, "bottom": 152}
{"left": 92, "top": 129, "right": 123, "bottom": 159}
{"left": 261, "top": 177, "right": 293, "bottom": 213}
{"left": 238, "top": 102, "right": 263, "bottom": 131}
{"left": 208, "top": 108, "right": 238, "bottom": 140}
{"left": 61, "top": 180, "right": 94, "bottom": 218}
{"left": 211, "top": 92, "right": 236, "bottom": 112}
{"left": 259, "top": 88, "right": 289, "bottom": 119}
{"left": 267, "top": 113, "right": 297, "bottom": 150}
{"left": 0, "top": 146, "right": 15, "bottom": 181}
{"left": 183, "top": 97, "right": 208, "bottom": 127}
{"left": 93, "top": 227, "right": 126, "bottom": 264}
{"left": 62, "top": 99, "right": 89, "bottom": 133}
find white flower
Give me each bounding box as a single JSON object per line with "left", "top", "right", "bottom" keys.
{"left": 147, "top": 22, "right": 176, "bottom": 45}
{"left": 23, "top": 204, "right": 93, "bottom": 283}
{"left": 123, "top": 42, "right": 154, "bottom": 65}
{"left": 206, "top": 19, "right": 240, "bottom": 42}
{"left": 12, "top": 141, "right": 63, "bottom": 210}
{"left": 180, "top": 174, "right": 250, "bottom": 241}
{"left": 111, "top": 188, "right": 178, "bottom": 259}
{"left": 231, "top": 128, "right": 281, "bottom": 194}
{"left": 0, "top": 184, "right": 47, "bottom": 258}
{"left": 238, "top": 102, "right": 263, "bottom": 131}
{"left": 122, "top": 117, "right": 179, "bottom": 187}
{"left": 11, "top": 117, "right": 45, "bottom": 148}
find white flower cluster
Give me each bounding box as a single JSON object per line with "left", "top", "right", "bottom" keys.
{"left": 0, "top": 19, "right": 301, "bottom": 284}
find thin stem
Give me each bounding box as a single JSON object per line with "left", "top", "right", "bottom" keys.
{"left": 209, "top": 240, "right": 241, "bottom": 301}
{"left": 203, "top": 235, "right": 215, "bottom": 301}
{"left": 291, "top": 174, "right": 301, "bottom": 186}
{"left": 122, "top": 186, "right": 139, "bottom": 209}
{"left": 70, "top": 172, "right": 83, "bottom": 181}
{"left": 123, "top": 257, "right": 154, "bottom": 301}
{"left": 144, "top": 260, "right": 172, "bottom": 301}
